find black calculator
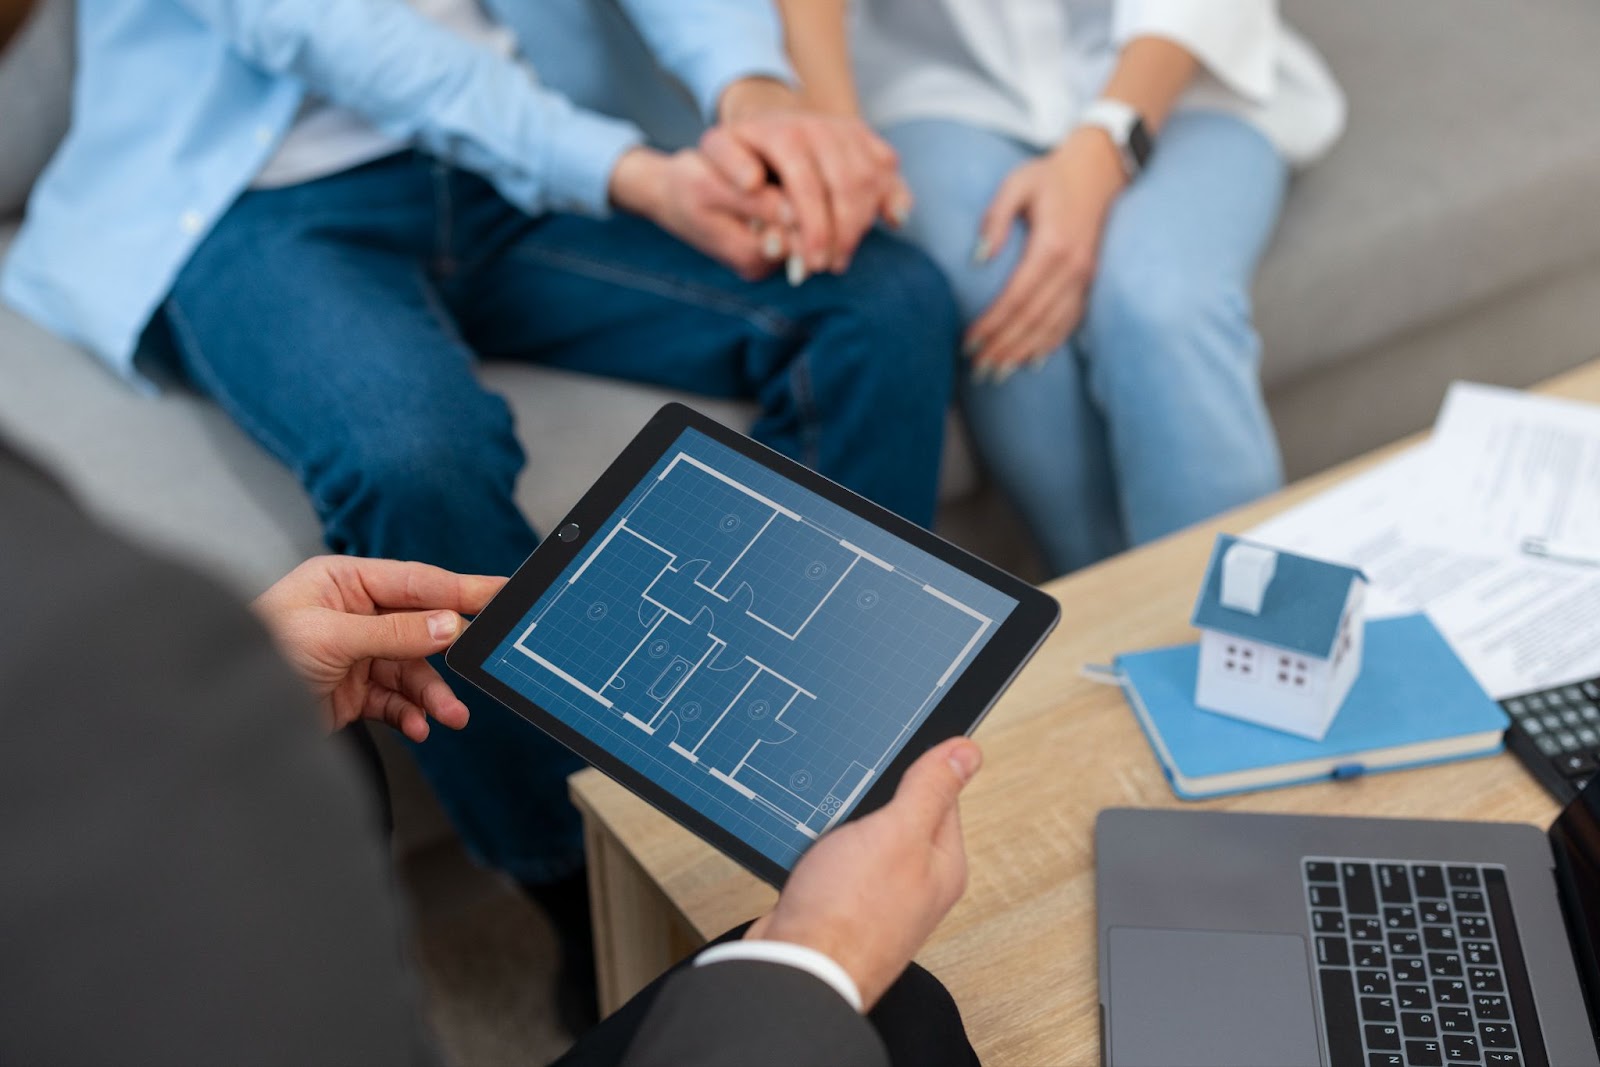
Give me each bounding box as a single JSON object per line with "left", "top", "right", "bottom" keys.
{"left": 1499, "top": 675, "right": 1600, "bottom": 802}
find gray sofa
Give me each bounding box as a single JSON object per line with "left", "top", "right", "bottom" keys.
{"left": 4, "top": 1, "right": 1600, "bottom": 843}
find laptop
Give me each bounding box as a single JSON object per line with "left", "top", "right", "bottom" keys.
{"left": 1096, "top": 784, "right": 1600, "bottom": 1067}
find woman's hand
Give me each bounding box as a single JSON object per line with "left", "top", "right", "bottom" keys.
{"left": 966, "top": 126, "right": 1129, "bottom": 382}
{"left": 252, "top": 556, "right": 506, "bottom": 742}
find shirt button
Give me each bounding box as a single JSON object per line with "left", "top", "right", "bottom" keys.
{"left": 179, "top": 210, "right": 203, "bottom": 235}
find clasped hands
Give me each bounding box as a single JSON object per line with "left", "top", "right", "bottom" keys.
{"left": 610, "top": 77, "right": 1131, "bottom": 385}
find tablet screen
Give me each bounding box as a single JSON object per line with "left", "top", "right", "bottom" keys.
{"left": 482, "top": 427, "right": 1018, "bottom": 869}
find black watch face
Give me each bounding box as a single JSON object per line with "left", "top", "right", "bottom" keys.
{"left": 1128, "top": 117, "right": 1154, "bottom": 171}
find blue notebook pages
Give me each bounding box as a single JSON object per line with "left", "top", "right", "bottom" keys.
{"left": 1115, "top": 613, "right": 1508, "bottom": 799}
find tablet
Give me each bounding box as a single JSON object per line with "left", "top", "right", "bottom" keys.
{"left": 449, "top": 404, "right": 1059, "bottom": 885}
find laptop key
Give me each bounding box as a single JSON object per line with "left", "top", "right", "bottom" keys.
{"left": 1360, "top": 996, "right": 1396, "bottom": 1021}
{"left": 1479, "top": 1022, "right": 1515, "bottom": 1048}
{"left": 1310, "top": 884, "right": 1343, "bottom": 908}
{"left": 1367, "top": 1055, "right": 1403, "bottom": 1067}
{"left": 1468, "top": 967, "right": 1502, "bottom": 993}
{"left": 1413, "top": 865, "right": 1447, "bottom": 899}
{"left": 1483, "top": 1054, "right": 1521, "bottom": 1067}
{"left": 1313, "top": 910, "right": 1346, "bottom": 933}
{"left": 1473, "top": 994, "right": 1510, "bottom": 1020}
{"left": 1306, "top": 860, "right": 1339, "bottom": 883}
{"left": 1365, "top": 1023, "right": 1401, "bottom": 1050}
{"left": 1438, "top": 1007, "right": 1473, "bottom": 1032}
{"left": 1343, "top": 862, "right": 1379, "bottom": 914}
{"left": 1420, "top": 901, "right": 1454, "bottom": 926}
{"left": 1443, "top": 1033, "right": 1480, "bottom": 1062}
{"left": 1393, "top": 957, "right": 1425, "bottom": 983}
{"left": 1446, "top": 866, "right": 1480, "bottom": 888}
{"left": 1396, "top": 985, "right": 1431, "bottom": 1011}
{"left": 1318, "top": 968, "right": 1363, "bottom": 1067}
{"left": 1462, "top": 940, "right": 1497, "bottom": 966}
{"left": 1317, "top": 936, "right": 1350, "bottom": 966}
{"left": 1352, "top": 943, "right": 1387, "bottom": 969}
{"left": 1384, "top": 905, "right": 1417, "bottom": 929}
{"left": 1351, "top": 917, "right": 1385, "bottom": 941}
{"left": 1378, "top": 863, "right": 1412, "bottom": 903}
{"left": 1402, "top": 1011, "right": 1437, "bottom": 1038}
{"left": 1433, "top": 980, "right": 1469, "bottom": 1006}
{"left": 1388, "top": 931, "right": 1421, "bottom": 955}
{"left": 1405, "top": 1038, "right": 1444, "bottom": 1066}
{"left": 1423, "top": 926, "right": 1458, "bottom": 951}
{"left": 1427, "top": 952, "right": 1463, "bottom": 977}
{"left": 1452, "top": 889, "right": 1486, "bottom": 913}
{"left": 1459, "top": 916, "right": 1492, "bottom": 938}
{"left": 1357, "top": 970, "right": 1391, "bottom": 996}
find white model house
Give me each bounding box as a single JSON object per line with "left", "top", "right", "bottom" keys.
{"left": 1190, "top": 534, "right": 1367, "bottom": 741}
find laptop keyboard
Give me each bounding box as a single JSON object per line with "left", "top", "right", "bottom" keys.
{"left": 1303, "top": 858, "right": 1545, "bottom": 1067}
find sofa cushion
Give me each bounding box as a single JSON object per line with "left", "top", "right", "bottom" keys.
{"left": 0, "top": 223, "right": 977, "bottom": 595}
{"left": 1258, "top": 0, "right": 1600, "bottom": 387}
{"left": 0, "top": 0, "right": 71, "bottom": 218}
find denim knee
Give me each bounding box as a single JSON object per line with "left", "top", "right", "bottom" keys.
{"left": 1082, "top": 264, "right": 1254, "bottom": 392}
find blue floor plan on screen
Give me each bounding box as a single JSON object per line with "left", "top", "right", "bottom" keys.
{"left": 486, "top": 428, "right": 1017, "bottom": 868}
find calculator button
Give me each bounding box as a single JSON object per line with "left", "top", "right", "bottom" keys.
{"left": 1506, "top": 699, "right": 1525, "bottom": 714}
{"left": 1559, "top": 731, "right": 1582, "bottom": 751}
{"left": 1567, "top": 686, "right": 1587, "bottom": 702}
{"left": 1536, "top": 733, "right": 1563, "bottom": 756}
{"left": 1558, "top": 752, "right": 1597, "bottom": 777}
{"left": 1550, "top": 690, "right": 1568, "bottom": 705}
{"left": 1578, "top": 727, "right": 1598, "bottom": 747}
{"left": 1582, "top": 703, "right": 1600, "bottom": 722}
{"left": 1585, "top": 681, "right": 1600, "bottom": 699}
{"left": 1520, "top": 716, "right": 1544, "bottom": 734}
{"left": 1529, "top": 695, "right": 1546, "bottom": 710}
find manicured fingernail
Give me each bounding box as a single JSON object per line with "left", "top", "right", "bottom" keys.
{"left": 948, "top": 742, "right": 982, "bottom": 782}
{"left": 962, "top": 337, "right": 981, "bottom": 360}
{"left": 786, "top": 253, "right": 808, "bottom": 287}
{"left": 428, "top": 612, "right": 460, "bottom": 641}
{"left": 1031, "top": 353, "right": 1049, "bottom": 370}
{"left": 971, "top": 236, "right": 992, "bottom": 265}
{"left": 762, "top": 229, "right": 784, "bottom": 259}
{"left": 778, "top": 201, "right": 795, "bottom": 226}
{"left": 890, "top": 201, "right": 911, "bottom": 228}
{"left": 996, "top": 362, "right": 1020, "bottom": 385}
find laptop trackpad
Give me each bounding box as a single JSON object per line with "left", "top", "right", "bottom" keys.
{"left": 1107, "top": 927, "right": 1322, "bottom": 1067}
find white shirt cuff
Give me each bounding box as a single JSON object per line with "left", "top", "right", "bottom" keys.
{"left": 695, "top": 940, "right": 865, "bottom": 1013}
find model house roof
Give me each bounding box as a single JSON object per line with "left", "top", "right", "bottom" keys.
{"left": 1190, "top": 534, "right": 1366, "bottom": 658}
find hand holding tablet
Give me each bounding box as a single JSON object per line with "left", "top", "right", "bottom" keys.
{"left": 449, "top": 405, "right": 1058, "bottom": 884}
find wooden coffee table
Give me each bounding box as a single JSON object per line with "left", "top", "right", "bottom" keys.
{"left": 570, "top": 361, "right": 1600, "bottom": 1064}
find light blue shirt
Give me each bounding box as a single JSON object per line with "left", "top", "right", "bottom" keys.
{"left": 0, "top": 0, "right": 792, "bottom": 383}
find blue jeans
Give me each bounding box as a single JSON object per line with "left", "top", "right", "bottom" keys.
{"left": 150, "top": 151, "right": 957, "bottom": 883}
{"left": 885, "top": 112, "right": 1289, "bottom": 576}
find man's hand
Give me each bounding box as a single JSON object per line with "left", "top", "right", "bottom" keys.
{"left": 708, "top": 77, "right": 912, "bottom": 279}
{"left": 610, "top": 146, "right": 793, "bottom": 281}
{"left": 252, "top": 556, "right": 505, "bottom": 742}
{"left": 966, "top": 126, "right": 1128, "bottom": 382}
{"left": 745, "top": 737, "right": 982, "bottom": 1009}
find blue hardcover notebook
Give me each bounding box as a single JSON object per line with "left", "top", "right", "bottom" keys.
{"left": 1114, "top": 613, "right": 1509, "bottom": 799}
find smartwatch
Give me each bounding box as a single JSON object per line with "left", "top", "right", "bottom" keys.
{"left": 1079, "top": 98, "right": 1153, "bottom": 179}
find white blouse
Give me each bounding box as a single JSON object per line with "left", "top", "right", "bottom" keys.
{"left": 851, "top": 0, "right": 1345, "bottom": 166}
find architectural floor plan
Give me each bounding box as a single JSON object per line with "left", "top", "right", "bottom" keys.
{"left": 500, "top": 448, "right": 997, "bottom": 854}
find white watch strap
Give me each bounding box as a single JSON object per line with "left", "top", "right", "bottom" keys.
{"left": 1079, "top": 97, "right": 1140, "bottom": 146}
{"left": 696, "top": 940, "right": 866, "bottom": 1013}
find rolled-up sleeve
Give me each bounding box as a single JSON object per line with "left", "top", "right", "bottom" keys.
{"left": 1113, "top": 0, "right": 1278, "bottom": 102}
{"left": 175, "top": 0, "right": 643, "bottom": 217}
{"left": 620, "top": 0, "right": 798, "bottom": 120}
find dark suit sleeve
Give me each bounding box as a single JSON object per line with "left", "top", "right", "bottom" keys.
{"left": 620, "top": 960, "right": 889, "bottom": 1067}
{"left": 0, "top": 451, "right": 438, "bottom": 1066}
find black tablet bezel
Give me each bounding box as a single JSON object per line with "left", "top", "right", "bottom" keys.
{"left": 448, "top": 403, "right": 1060, "bottom": 887}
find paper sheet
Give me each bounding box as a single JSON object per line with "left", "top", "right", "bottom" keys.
{"left": 1405, "top": 382, "right": 1600, "bottom": 559}
{"left": 1246, "top": 448, "right": 1600, "bottom": 699}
